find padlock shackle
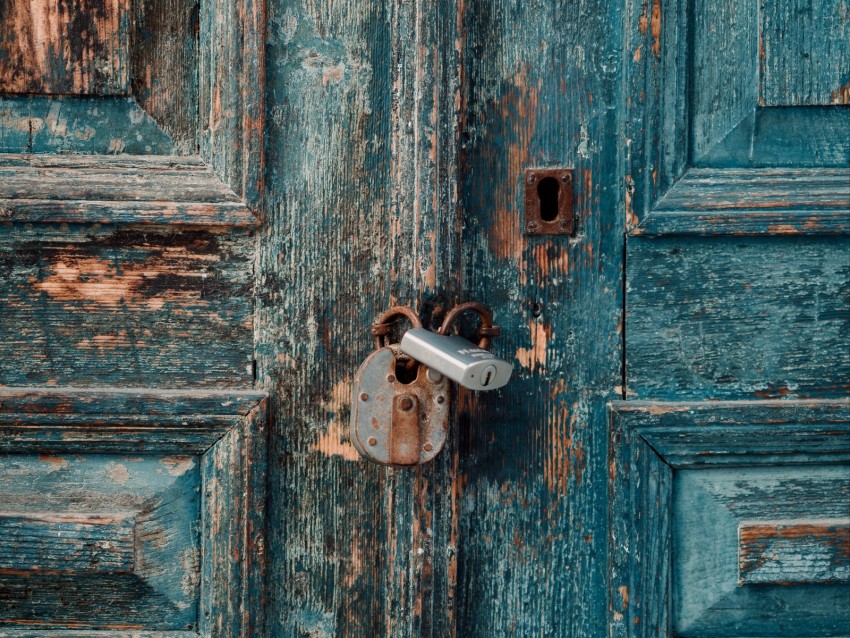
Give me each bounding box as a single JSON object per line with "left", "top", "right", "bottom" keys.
{"left": 438, "top": 302, "right": 500, "bottom": 350}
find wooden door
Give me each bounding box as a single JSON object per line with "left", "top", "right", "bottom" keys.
{"left": 2, "top": 0, "right": 847, "bottom": 636}
{"left": 612, "top": 0, "right": 850, "bottom": 634}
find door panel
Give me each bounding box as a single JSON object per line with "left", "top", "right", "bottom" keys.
{"left": 627, "top": 236, "right": 850, "bottom": 400}
{"left": 0, "top": 0, "right": 266, "bottom": 633}
{"left": 622, "top": 0, "right": 849, "bottom": 635}
{"left": 610, "top": 401, "right": 850, "bottom": 638}
{"left": 0, "top": 389, "right": 267, "bottom": 635}
{"left": 674, "top": 465, "right": 849, "bottom": 636}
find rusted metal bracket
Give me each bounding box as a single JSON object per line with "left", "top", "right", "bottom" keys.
{"left": 523, "top": 168, "right": 575, "bottom": 236}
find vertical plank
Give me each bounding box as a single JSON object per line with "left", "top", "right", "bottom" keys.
{"left": 691, "top": 0, "right": 760, "bottom": 159}
{"left": 258, "top": 0, "right": 461, "bottom": 635}
{"left": 200, "top": 0, "right": 265, "bottom": 207}
{"left": 761, "top": 0, "right": 850, "bottom": 106}
{"left": 609, "top": 410, "right": 673, "bottom": 638}
{"left": 457, "top": 0, "right": 623, "bottom": 634}
{"left": 623, "top": 0, "right": 690, "bottom": 228}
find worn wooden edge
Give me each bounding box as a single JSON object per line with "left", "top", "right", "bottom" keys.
{"left": 607, "top": 398, "right": 850, "bottom": 638}
{"left": 0, "top": 387, "right": 268, "bottom": 417}
{"left": 609, "top": 398, "right": 850, "bottom": 426}
{"left": 199, "top": 397, "right": 268, "bottom": 638}
{"left": 631, "top": 168, "right": 850, "bottom": 236}
{"left": 0, "top": 395, "right": 268, "bottom": 636}
{"left": 240, "top": 0, "right": 266, "bottom": 212}
{"left": 0, "top": 199, "right": 258, "bottom": 227}
{"left": 633, "top": 209, "right": 850, "bottom": 236}
{"left": 0, "top": 154, "right": 208, "bottom": 169}
{"left": 608, "top": 404, "right": 672, "bottom": 638}
{"left": 0, "top": 154, "right": 261, "bottom": 227}
{"left": 199, "top": 0, "right": 265, "bottom": 214}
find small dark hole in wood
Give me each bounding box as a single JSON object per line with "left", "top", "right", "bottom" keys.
{"left": 537, "top": 177, "right": 560, "bottom": 221}
{"left": 531, "top": 302, "right": 542, "bottom": 317}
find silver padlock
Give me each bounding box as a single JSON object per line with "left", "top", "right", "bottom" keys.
{"left": 400, "top": 328, "right": 513, "bottom": 391}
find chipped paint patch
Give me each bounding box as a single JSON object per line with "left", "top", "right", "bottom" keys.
{"left": 105, "top": 462, "right": 130, "bottom": 484}
{"left": 160, "top": 456, "right": 195, "bottom": 477}
{"left": 516, "top": 320, "right": 548, "bottom": 371}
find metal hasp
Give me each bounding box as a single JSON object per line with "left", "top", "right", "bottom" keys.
{"left": 350, "top": 345, "right": 450, "bottom": 466}
{"left": 524, "top": 168, "right": 575, "bottom": 235}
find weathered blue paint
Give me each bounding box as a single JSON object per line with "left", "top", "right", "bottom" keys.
{"left": 0, "top": 388, "right": 268, "bottom": 635}
{"left": 609, "top": 400, "right": 850, "bottom": 638}
{"left": 0, "top": 0, "right": 847, "bottom": 633}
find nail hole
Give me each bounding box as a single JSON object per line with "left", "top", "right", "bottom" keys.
{"left": 531, "top": 302, "right": 542, "bottom": 317}
{"left": 537, "top": 177, "right": 560, "bottom": 221}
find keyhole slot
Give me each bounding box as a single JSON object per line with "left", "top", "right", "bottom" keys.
{"left": 536, "top": 177, "right": 560, "bottom": 221}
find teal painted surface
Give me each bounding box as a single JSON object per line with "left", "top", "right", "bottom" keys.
{"left": 673, "top": 465, "right": 850, "bottom": 636}
{"left": 0, "top": 0, "right": 846, "bottom": 632}
{"left": 0, "top": 225, "right": 254, "bottom": 388}
{"left": 699, "top": 107, "right": 850, "bottom": 168}
{"left": 0, "top": 454, "right": 201, "bottom": 629}
{"left": 0, "top": 389, "right": 268, "bottom": 635}
{"left": 609, "top": 400, "right": 850, "bottom": 638}
{"left": 627, "top": 236, "right": 850, "bottom": 400}
{"left": 0, "top": 96, "right": 177, "bottom": 154}
{"left": 257, "top": 0, "right": 462, "bottom": 634}
{"left": 455, "top": 0, "right": 623, "bottom": 633}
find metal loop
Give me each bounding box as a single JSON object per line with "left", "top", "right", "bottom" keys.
{"left": 438, "top": 302, "right": 499, "bottom": 349}
{"left": 372, "top": 306, "right": 423, "bottom": 369}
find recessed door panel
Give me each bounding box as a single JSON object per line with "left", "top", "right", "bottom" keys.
{"left": 673, "top": 465, "right": 850, "bottom": 637}
{"left": 0, "top": 454, "right": 200, "bottom": 630}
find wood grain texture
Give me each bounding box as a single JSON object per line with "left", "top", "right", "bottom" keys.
{"left": 609, "top": 400, "right": 850, "bottom": 638}
{"left": 623, "top": 0, "right": 848, "bottom": 230}
{"left": 0, "top": 512, "right": 135, "bottom": 573}
{"left": 674, "top": 465, "right": 850, "bottom": 635}
{"left": 0, "top": 454, "right": 200, "bottom": 629}
{"left": 626, "top": 236, "right": 850, "bottom": 400}
{"left": 738, "top": 519, "right": 850, "bottom": 585}
{"left": 258, "top": 0, "right": 462, "bottom": 634}
{"left": 0, "top": 225, "right": 254, "bottom": 388}
{"left": 761, "top": 0, "right": 850, "bottom": 106}
{"left": 456, "top": 0, "right": 623, "bottom": 634}
{"left": 199, "top": 0, "right": 265, "bottom": 207}
{"left": 0, "top": 0, "right": 130, "bottom": 95}
{"left": 691, "top": 0, "right": 760, "bottom": 160}
{"left": 632, "top": 167, "right": 850, "bottom": 236}
{"left": 698, "top": 106, "right": 850, "bottom": 168}
{"left": 615, "top": 399, "right": 850, "bottom": 467}
{"left": 0, "top": 153, "right": 256, "bottom": 226}
{"left": 0, "top": 388, "right": 268, "bottom": 634}
{"left": 623, "top": 0, "right": 690, "bottom": 228}
{"left": 131, "top": 0, "right": 200, "bottom": 154}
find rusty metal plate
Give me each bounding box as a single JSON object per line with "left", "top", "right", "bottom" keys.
{"left": 350, "top": 345, "right": 450, "bottom": 466}
{"left": 523, "top": 168, "right": 575, "bottom": 236}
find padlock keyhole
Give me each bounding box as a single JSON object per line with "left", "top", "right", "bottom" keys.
{"left": 394, "top": 359, "right": 418, "bottom": 384}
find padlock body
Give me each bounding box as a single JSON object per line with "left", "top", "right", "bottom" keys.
{"left": 400, "top": 328, "right": 513, "bottom": 391}
{"left": 350, "top": 345, "right": 450, "bottom": 465}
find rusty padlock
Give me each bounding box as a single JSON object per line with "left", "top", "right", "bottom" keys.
{"left": 350, "top": 307, "right": 449, "bottom": 466}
